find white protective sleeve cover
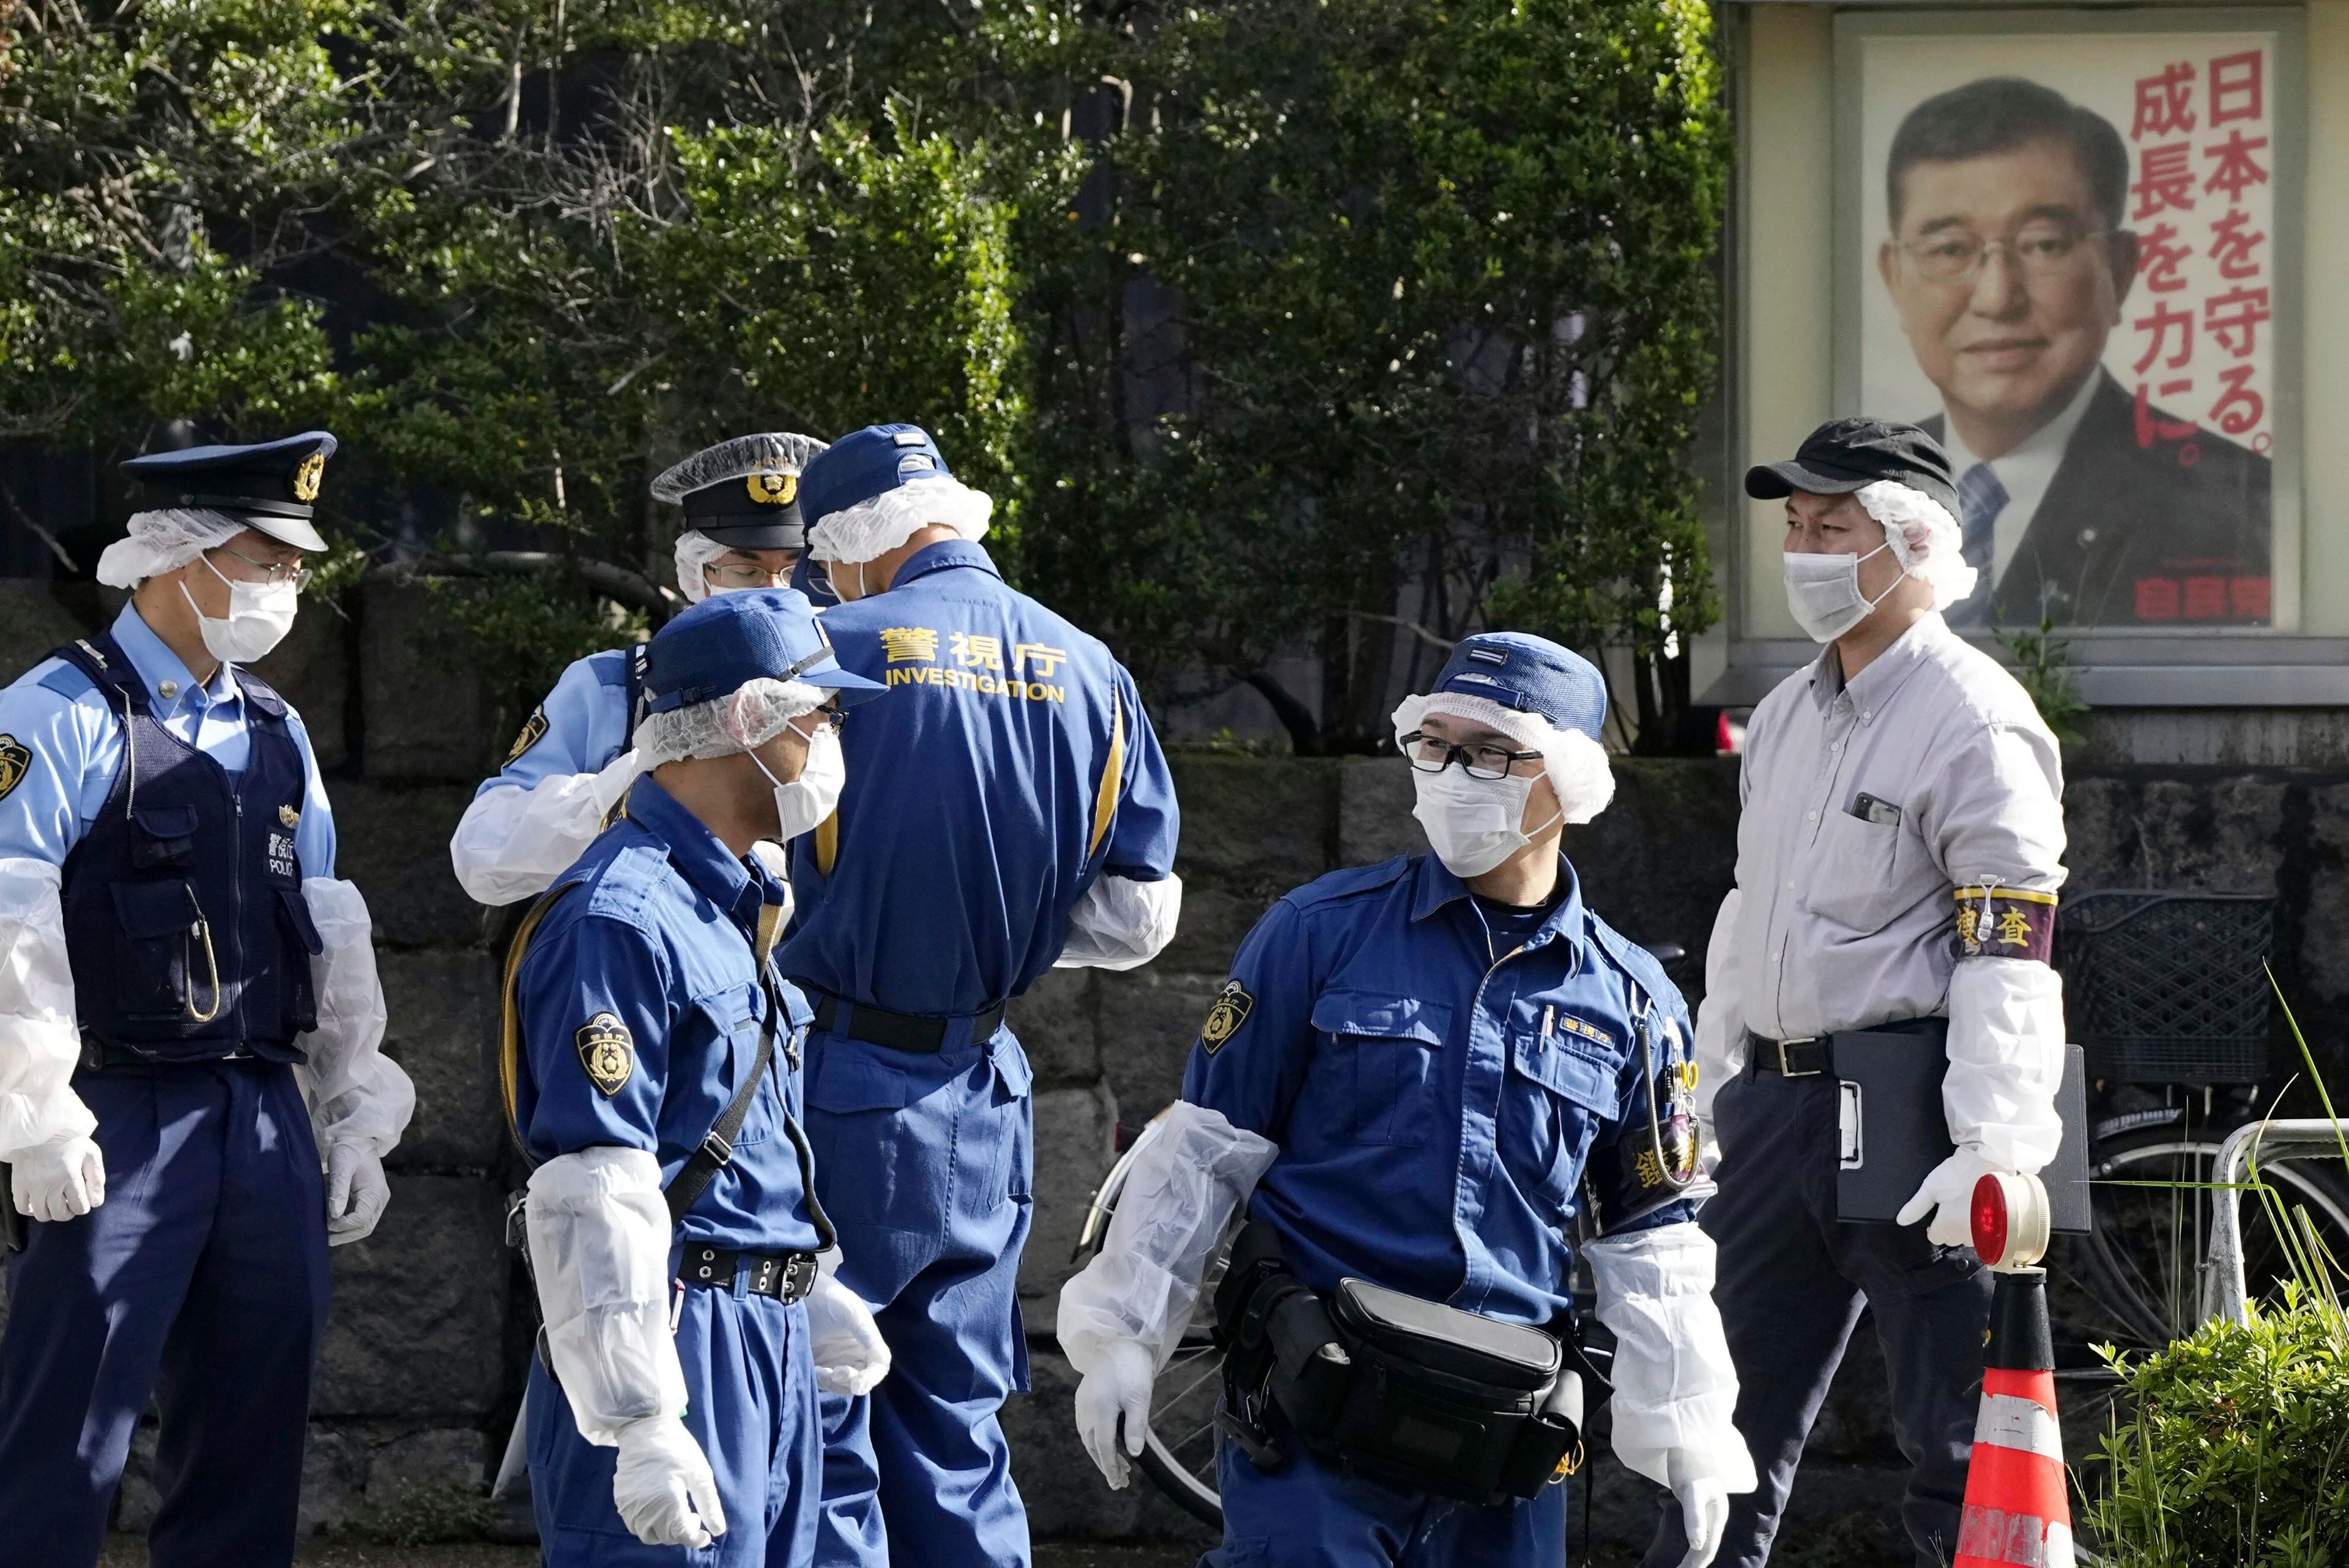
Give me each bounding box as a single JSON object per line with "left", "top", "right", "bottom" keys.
{"left": 1057, "top": 1100, "right": 1279, "bottom": 1375}
{"left": 1584, "top": 1224, "right": 1757, "bottom": 1495}
{"left": 298, "top": 879, "right": 416, "bottom": 1157}
{"left": 1691, "top": 889, "right": 1745, "bottom": 1126}
{"left": 450, "top": 750, "right": 645, "bottom": 907}
{"left": 1943, "top": 957, "right": 2066, "bottom": 1175}
{"left": 1055, "top": 873, "right": 1184, "bottom": 972}
{"left": 0, "top": 858, "right": 95, "bottom": 1161}
{"left": 527, "top": 1146, "right": 689, "bottom": 1447}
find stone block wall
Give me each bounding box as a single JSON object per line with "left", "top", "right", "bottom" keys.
{"left": 4, "top": 571, "right": 2345, "bottom": 1552}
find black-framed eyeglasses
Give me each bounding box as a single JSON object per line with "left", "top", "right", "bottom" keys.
{"left": 801, "top": 705, "right": 847, "bottom": 735}
{"left": 206, "top": 543, "right": 311, "bottom": 589}
{"left": 1397, "top": 730, "right": 1542, "bottom": 781}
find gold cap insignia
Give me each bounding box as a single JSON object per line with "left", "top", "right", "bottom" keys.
{"left": 280, "top": 803, "right": 301, "bottom": 829}
{"left": 1200, "top": 979, "right": 1254, "bottom": 1055}
{"left": 0, "top": 735, "right": 28, "bottom": 802}
{"left": 505, "top": 707, "right": 550, "bottom": 766}
{"left": 747, "top": 471, "right": 798, "bottom": 507}
{"left": 576, "top": 1012, "right": 635, "bottom": 1097}
{"left": 294, "top": 450, "right": 325, "bottom": 503}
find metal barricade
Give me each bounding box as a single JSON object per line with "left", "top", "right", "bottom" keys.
{"left": 2201, "top": 1118, "right": 2349, "bottom": 1325}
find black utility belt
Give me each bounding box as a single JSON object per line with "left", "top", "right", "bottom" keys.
{"left": 79, "top": 1039, "right": 299, "bottom": 1072}
{"left": 808, "top": 992, "right": 1006, "bottom": 1055}
{"left": 1214, "top": 1221, "right": 1588, "bottom": 1506}
{"left": 1746, "top": 1016, "right": 1947, "bottom": 1079}
{"left": 678, "top": 1243, "right": 819, "bottom": 1304}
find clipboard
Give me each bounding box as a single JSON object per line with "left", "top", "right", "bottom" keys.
{"left": 1833, "top": 1031, "right": 2090, "bottom": 1234}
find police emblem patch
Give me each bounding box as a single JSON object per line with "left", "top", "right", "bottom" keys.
{"left": 576, "top": 1012, "right": 634, "bottom": 1096}
{"left": 294, "top": 450, "right": 325, "bottom": 503}
{"left": 505, "top": 707, "right": 550, "bottom": 765}
{"left": 0, "top": 735, "right": 28, "bottom": 801}
{"left": 280, "top": 802, "right": 301, "bottom": 829}
{"left": 747, "top": 470, "right": 798, "bottom": 507}
{"left": 1200, "top": 979, "right": 1253, "bottom": 1055}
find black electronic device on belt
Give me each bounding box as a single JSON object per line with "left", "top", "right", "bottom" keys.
{"left": 1212, "top": 1219, "right": 1592, "bottom": 1505}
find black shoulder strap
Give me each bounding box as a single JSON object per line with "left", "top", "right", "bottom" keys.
{"left": 228, "top": 666, "right": 289, "bottom": 721}
{"left": 662, "top": 966, "right": 837, "bottom": 1251}
{"left": 51, "top": 633, "right": 146, "bottom": 713}
{"left": 624, "top": 642, "right": 651, "bottom": 735}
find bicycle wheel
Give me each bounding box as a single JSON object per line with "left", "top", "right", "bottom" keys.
{"left": 2055, "top": 1129, "right": 2349, "bottom": 1353}
{"left": 1072, "top": 1113, "right": 1228, "bottom": 1527}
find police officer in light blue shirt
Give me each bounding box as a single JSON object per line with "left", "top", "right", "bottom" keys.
{"left": 451, "top": 433, "right": 828, "bottom": 907}
{"left": 0, "top": 434, "right": 415, "bottom": 1568}
{"left": 508, "top": 588, "right": 892, "bottom": 1563}
{"left": 1057, "top": 634, "right": 1754, "bottom": 1568}
{"left": 784, "top": 425, "right": 1183, "bottom": 1568}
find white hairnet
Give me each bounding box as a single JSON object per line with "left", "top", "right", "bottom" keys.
{"left": 808, "top": 476, "right": 993, "bottom": 567}
{"left": 1857, "top": 480, "right": 1977, "bottom": 612}
{"left": 650, "top": 433, "right": 829, "bottom": 505}
{"left": 1390, "top": 690, "right": 1617, "bottom": 825}
{"left": 630, "top": 677, "right": 829, "bottom": 768}
{"left": 94, "top": 508, "right": 246, "bottom": 589}
{"left": 672, "top": 530, "right": 730, "bottom": 604}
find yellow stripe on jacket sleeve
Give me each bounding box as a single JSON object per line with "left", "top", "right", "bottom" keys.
{"left": 1089, "top": 696, "right": 1126, "bottom": 860}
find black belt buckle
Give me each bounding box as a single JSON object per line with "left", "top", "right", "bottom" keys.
{"left": 777, "top": 1251, "right": 819, "bottom": 1303}
{"left": 1776, "top": 1036, "right": 1826, "bottom": 1078}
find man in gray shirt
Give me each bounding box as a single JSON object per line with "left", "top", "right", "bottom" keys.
{"left": 1643, "top": 418, "right": 2067, "bottom": 1568}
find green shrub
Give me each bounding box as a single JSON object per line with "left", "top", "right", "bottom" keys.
{"left": 2088, "top": 1291, "right": 2349, "bottom": 1566}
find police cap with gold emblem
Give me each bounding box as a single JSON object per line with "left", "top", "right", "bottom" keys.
{"left": 650, "top": 432, "right": 829, "bottom": 552}
{"left": 121, "top": 431, "right": 336, "bottom": 553}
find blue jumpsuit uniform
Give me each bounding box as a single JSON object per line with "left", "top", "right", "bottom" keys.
{"left": 781, "top": 539, "right": 1180, "bottom": 1568}
{"left": 1182, "top": 852, "right": 1699, "bottom": 1568}
{"left": 0, "top": 603, "right": 341, "bottom": 1567}
{"left": 481, "top": 644, "right": 645, "bottom": 798}
{"left": 513, "top": 776, "right": 827, "bottom": 1567}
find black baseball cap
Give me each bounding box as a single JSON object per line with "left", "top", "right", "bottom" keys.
{"left": 1745, "top": 418, "right": 1960, "bottom": 524}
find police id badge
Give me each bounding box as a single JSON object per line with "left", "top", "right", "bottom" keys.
{"left": 1200, "top": 979, "right": 1253, "bottom": 1055}
{"left": 576, "top": 1012, "right": 635, "bottom": 1096}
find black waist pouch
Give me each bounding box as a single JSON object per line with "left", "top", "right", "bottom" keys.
{"left": 1217, "top": 1223, "right": 1584, "bottom": 1504}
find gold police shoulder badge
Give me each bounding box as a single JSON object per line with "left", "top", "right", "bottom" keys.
{"left": 505, "top": 706, "right": 550, "bottom": 766}
{"left": 294, "top": 450, "right": 325, "bottom": 503}
{"left": 1200, "top": 979, "right": 1253, "bottom": 1055}
{"left": 0, "top": 735, "right": 28, "bottom": 802}
{"left": 279, "top": 802, "right": 301, "bottom": 829}
{"left": 747, "top": 470, "right": 798, "bottom": 507}
{"left": 576, "top": 1012, "right": 635, "bottom": 1096}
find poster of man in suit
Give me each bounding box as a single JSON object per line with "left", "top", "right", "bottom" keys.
{"left": 1858, "top": 28, "right": 2290, "bottom": 628}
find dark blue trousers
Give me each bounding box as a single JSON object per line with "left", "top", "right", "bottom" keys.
{"left": 0, "top": 1060, "right": 329, "bottom": 1568}
{"left": 528, "top": 1285, "right": 821, "bottom": 1566}
{"left": 803, "top": 1023, "right": 1033, "bottom": 1568}
{"left": 1207, "top": 1421, "right": 1569, "bottom": 1568}
{"left": 1640, "top": 1066, "right": 1995, "bottom": 1568}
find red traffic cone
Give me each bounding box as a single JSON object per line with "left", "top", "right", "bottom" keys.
{"left": 1954, "top": 1173, "right": 2074, "bottom": 1568}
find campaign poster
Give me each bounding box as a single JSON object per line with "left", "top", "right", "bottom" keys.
{"left": 1848, "top": 20, "right": 2296, "bottom": 631}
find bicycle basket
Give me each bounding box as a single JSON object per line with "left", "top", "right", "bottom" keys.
{"left": 2054, "top": 891, "right": 2276, "bottom": 1085}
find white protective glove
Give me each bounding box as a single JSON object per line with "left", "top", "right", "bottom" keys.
{"left": 1074, "top": 1337, "right": 1155, "bottom": 1490}
{"left": 1896, "top": 1145, "right": 2013, "bottom": 1249}
{"left": 1671, "top": 1449, "right": 1731, "bottom": 1568}
{"left": 297, "top": 879, "right": 416, "bottom": 1159}
{"left": 807, "top": 1261, "right": 891, "bottom": 1397}
{"left": 1583, "top": 1224, "right": 1757, "bottom": 1505}
{"left": 611, "top": 1414, "right": 727, "bottom": 1548}
{"left": 11, "top": 1132, "right": 104, "bottom": 1222}
{"left": 324, "top": 1139, "right": 390, "bottom": 1245}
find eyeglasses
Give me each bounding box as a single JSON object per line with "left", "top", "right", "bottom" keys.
{"left": 798, "top": 706, "right": 847, "bottom": 735}
{"left": 707, "top": 563, "right": 793, "bottom": 589}
{"left": 1898, "top": 226, "right": 2110, "bottom": 285}
{"left": 1397, "top": 731, "right": 1542, "bottom": 781}
{"left": 207, "top": 544, "right": 311, "bottom": 589}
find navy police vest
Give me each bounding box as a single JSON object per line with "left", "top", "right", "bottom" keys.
{"left": 50, "top": 633, "right": 322, "bottom": 1062}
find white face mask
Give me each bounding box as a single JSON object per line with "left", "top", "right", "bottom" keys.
{"left": 1411, "top": 766, "right": 1561, "bottom": 878}
{"left": 1782, "top": 541, "right": 1906, "bottom": 644}
{"left": 180, "top": 555, "right": 298, "bottom": 664}
{"left": 751, "top": 721, "right": 844, "bottom": 841}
